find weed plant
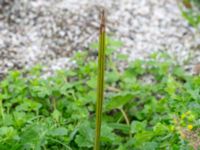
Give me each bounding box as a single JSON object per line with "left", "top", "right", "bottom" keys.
{"left": 0, "top": 39, "right": 200, "bottom": 149}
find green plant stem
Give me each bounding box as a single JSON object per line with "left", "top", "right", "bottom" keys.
{"left": 53, "top": 97, "right": 56, "bottom": 110}
{"left": 0, "top": 100, "right": 4, "bottom": 120}
{"left": 117, "top": 115, "right": 123, "bottom": 123}
{"left": 119, "top": 107, "right": 130, "bottom": 126}
{"left": 119, "top": 107, "right": 132, "bottom": 138}
{"left": 48, "top": 137, "right": 72, "bottom": 150}
{"left": 50, "top": 96, "right": 56, "bottom": 111}
{"left": 94, "top": 10, "right": 106, "bottom": 150}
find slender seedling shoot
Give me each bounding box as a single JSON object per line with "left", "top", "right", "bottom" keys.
{"left": 94, "top": 10, "right": 106, "bottom": 150}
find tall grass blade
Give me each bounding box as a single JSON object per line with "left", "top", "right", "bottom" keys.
{"left": 94, "top": 10, "right": 106, "bottom": 150}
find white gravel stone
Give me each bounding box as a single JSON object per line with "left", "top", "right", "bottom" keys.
{"left": 0, "top": 0, "right": 199, "bottom": 76}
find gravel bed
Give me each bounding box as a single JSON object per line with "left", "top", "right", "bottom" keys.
{"left": 0, "top": 0, "right": 199, "bottom": 77}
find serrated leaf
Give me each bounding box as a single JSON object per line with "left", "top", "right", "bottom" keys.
{"left": 52, "top": 109, "right": 62, "bottom": 122}
{"left": 75, "top": 122, "right": 94, "bottom": 148}
{"left": 101, "top": 123, "right": 120, "bottom": 144}
{"left": 131, "top": 121, "right": 146, "bottom": 134}
{"left": 133, "top": 131, "right": 154, "bottom": 146}
{"left": 87, "top": 77, "right": 97, "bottom": 88}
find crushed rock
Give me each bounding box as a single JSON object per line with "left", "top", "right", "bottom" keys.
{"left": 0, "top": 0, "right": 199, "bottom": 76}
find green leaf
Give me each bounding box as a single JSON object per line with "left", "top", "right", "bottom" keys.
{"left": 140, "top": 142, "right": 158, "bottom": 150}
{"left": 131, "top": 121, "right": 147, "bottom": 134}
{"left": 106, "top": 71, "right": 120, "bottom": 83}
{"left": 52, "top": 109, "right": 62, "bottom": 122}
{"left": 101, "top": 123, "right": 121, "bottom": 144}
{"left": 109, "top": 123, "right": 130, "bottom": 134}
{"left": 0, "top": 126, "right": 17, "bottom": 140}
{"left": 165, "top": 75, "right": 177, "bottom": 96}
{"left": 153, "top": 123, "right": 168, "bottom": 136}
{"left": 87, "top": 77, "right": 97, "bottom": 88}
{"left": 48, "top": 127, "right": 68, "bottom": 136}
{"left": 20, "top": 124, "right": 47, "bottom": 149}
{"left": 188, "top": 89, "right": 200, "bottom": 100}
{"left": 75, "top": 122, "right": 94, "bottom": 148}
{"left": 105, "top": 92, "right": 135, "bottom": 110}
{"left": 133, "top": 131, "right": 154, "bottom": 146}
{"left": 32, "top": 86, "right": 52, "bottom": 98}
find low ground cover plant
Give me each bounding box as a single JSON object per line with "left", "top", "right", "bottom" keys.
{"left": 180, "top": 0, "right": 200, "bottom": 27}
{"left": 0, "top": 38, "right": 200, "bottom": 149}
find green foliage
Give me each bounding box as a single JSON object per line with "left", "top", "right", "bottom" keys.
{"left": 180, "top": 0, "right": 200, "bottom": 27}
{"left": 0, "top": 38, "right": 200, "bottom": 149}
